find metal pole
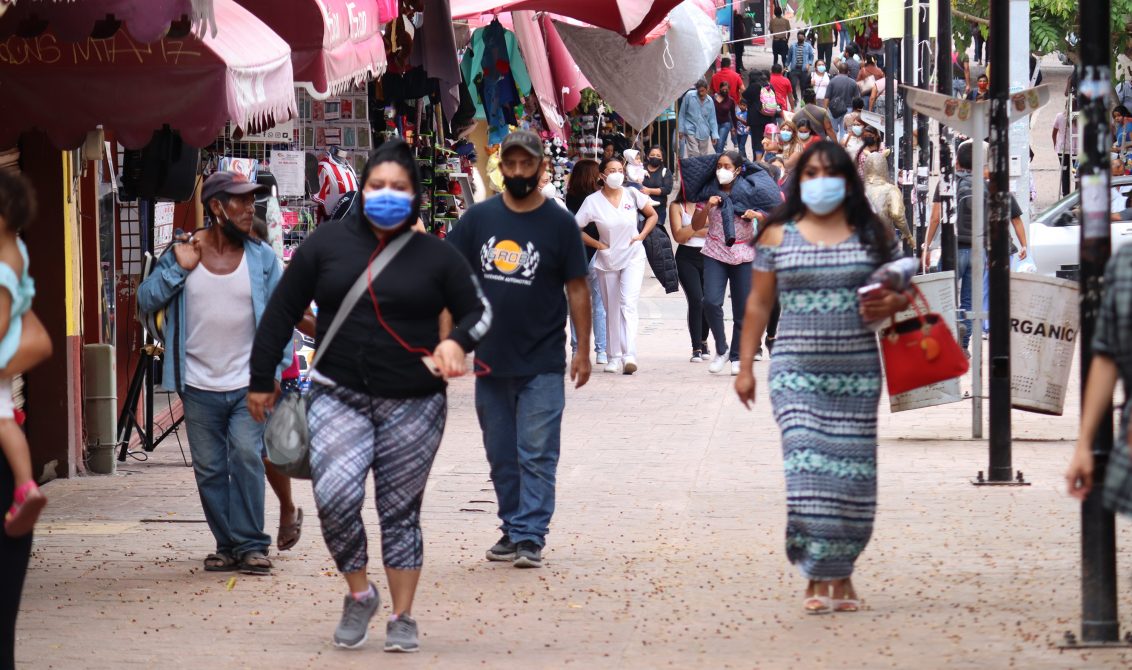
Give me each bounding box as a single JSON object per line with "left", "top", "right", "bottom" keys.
{"left": 901, "top": 1, "right": 915, "bottom": 248}
{"left": 971, "top": 120, "right": 985, "bottom": 440}
{"left": 936, "top": 0, "right": 957, "bottom": 275}
{"left": 885, "top": 39, "right": 898, "bottom": 180}
{"left": 986, "top": 0, "right": 1012, "bottom": 481}
{"left": 915, "top": 0, "right": 931, "bottom": 260}
{"left": 1077, "top": 0, "right": 1118, "bottom": 642}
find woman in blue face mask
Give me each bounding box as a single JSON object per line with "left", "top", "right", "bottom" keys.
{"left": 247, "top": 139, "right": 491, "bottom": 653}
{"left": 733, "top": 141, "right": 911, "bottom": 615}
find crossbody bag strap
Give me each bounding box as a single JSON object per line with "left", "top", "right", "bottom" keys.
{"left": 311, "top": 231, "right": 412, "bottom": 370}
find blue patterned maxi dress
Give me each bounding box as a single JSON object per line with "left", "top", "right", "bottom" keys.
{"left": 754, "top": 221, "right": 892, "bottom": 581}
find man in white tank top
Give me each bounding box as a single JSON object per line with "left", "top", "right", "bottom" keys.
{"left": 138, "top": 171, "right": 292, "bottom": 576}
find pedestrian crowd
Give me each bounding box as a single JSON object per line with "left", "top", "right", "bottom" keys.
{"left": 5, "top": 7, "right": 1132, "bottom": 666}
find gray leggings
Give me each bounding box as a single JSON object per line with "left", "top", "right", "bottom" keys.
{"left": 308, "top": 384, "right": 446, "bottom": 572}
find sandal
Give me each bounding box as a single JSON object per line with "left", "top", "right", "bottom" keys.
{"left": 276, "top": 507, "right": 303, "bottom": 552}
{"left": 204, "top": 552, "right": 240, "bottom": 572}
{"left": 240, "top": 550, "right": 272, "bottom": 576}
{"left": 803, "top": 580, "right": 831, "bottom": 615}
{"left": 4, "top": 480, "right": 46, "bottom": 538}
{"left": 832, "top": 580, "right": 860, "bottom": 612}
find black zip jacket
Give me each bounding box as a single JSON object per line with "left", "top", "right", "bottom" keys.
{"left": 249, "top": 214, "right": 490, "bottom": 398}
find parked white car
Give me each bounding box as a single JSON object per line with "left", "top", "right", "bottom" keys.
{"left": 1029, "top": 176, "right": 1132, "bottom": 276}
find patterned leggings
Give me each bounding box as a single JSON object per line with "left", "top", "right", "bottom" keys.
{"left": 308, "top": 384, "right": 447, "bottom": 572}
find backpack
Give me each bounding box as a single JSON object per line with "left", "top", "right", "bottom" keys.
{"left": 828, "top": 85, "right": 848, "bottom": 118}
{"left": 760, "top": 86, "right": 780, "bottom": 116}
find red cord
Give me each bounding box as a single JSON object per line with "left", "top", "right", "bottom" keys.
{"left": 365, "top": 243, "right": 491, "bottom": 377}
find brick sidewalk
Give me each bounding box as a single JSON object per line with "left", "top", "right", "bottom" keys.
{"left": 15, "top": 283, "right": 1132, "bottom": 669}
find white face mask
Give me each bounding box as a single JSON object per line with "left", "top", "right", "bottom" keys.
{"left": 540, "top": 183, "right": 558, "bottom": 199}
{"left": 716, "top": 168, "right": 736, "bottom": 185}
{"left": 604, "top": 172, "right": 625, "bottom": 189}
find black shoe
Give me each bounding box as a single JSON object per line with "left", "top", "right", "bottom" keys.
{"left": 513, "top": 540, "right": 543, "bottom": 568}
{"left": 485, "top": 534, "right": 516, "bottom": 562}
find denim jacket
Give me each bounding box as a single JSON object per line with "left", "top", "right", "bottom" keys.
{"left": 138, "top": 237, "right": 291, "bottom": 393}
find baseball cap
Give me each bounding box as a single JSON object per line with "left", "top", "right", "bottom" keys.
{"left": 500, "top": 130, "right": 544, "bottom": 159}
{"left": 201, "top": 171, "right": 268, "bottom": 204}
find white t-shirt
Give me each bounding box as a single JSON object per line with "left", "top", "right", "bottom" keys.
{"left": 575, "top": 187, "right": 651, "bottom": 272}
{"left": 1053, "top": 112, "right": 1078, "bottom": 155}
{"left": 183, "top": 253, "right": 256, "bottom": 392}
{"left": 810, "top": 72, "right": 830, "bottom": 100}
{"left": 676, "top": 206, "right": 705, "bottom": 248}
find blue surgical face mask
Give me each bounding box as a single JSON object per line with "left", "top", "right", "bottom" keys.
{"left": 800, "top": 176, "right": 847, "bottom": 216}
{"left": 818, "top": 65, "right": 827, "bottom": 73}
{"left": 780, "top": 130, "right": 793, "bottom": 142}
{"left": 362, "top": 188, "right": 414, "bottom": 230}
{"left": 851, "top": 125, "right": 864, "bottom": 136}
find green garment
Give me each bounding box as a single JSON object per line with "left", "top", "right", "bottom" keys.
{"left": 459, "top": 24, "right": 533, "bottom": 120}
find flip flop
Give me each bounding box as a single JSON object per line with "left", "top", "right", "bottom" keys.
{"left": 204, "top": 552, "right": 240, "bottom": 572}
{"left": 4, "top": 481, "right": 47, "bottom": 538}
{"left": 276, "top": 507, "right": 303, "bottom": 552}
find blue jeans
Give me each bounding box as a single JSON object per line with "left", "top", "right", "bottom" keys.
{"left": 981, "top": 252, "right": 1017, "bottom": 334}
{"left": 475, "top": 374, "right": 565, "bottom": 547}
{"left": 179, "top": 386, "right": 270, "bottom": 556}
{"left": 956, "top": 247, "right": 972, "bottom": 349}
{"left": 715, "top": 122, "right": 733, "bottom": 152}
{"left": 735, "top": 130, "right": 750, "bottom": 158}
{"left": 703, "top": 256, "right": 753, "bottom": 361}
{"left": 570, "top": 261, "right": 607, "bottom": 356}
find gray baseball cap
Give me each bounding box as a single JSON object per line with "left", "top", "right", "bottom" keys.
{"left": 500, "top": 130, "right": 544, "bottom": 159}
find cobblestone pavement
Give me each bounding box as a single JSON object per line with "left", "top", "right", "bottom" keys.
{"left": 15, "top": 278, "right": 1132, "bottom": 670}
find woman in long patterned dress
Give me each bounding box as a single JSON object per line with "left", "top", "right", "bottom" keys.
{"left": 733, "top": 141, "right": 910, "bottom": 614}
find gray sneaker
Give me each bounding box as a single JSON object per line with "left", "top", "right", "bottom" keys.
{"left": 485, "top": 534, "right": 517, "bottom": 561}
{"left": 384, "top": 614, "right": 420, "bottom": 653}
{"left": 333, "top": 583, "right": 380, "bottom": 649}
{"left": 513, "top": 540, "right": 543, "bottom": 568}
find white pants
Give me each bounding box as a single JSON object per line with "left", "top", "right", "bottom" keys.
{"left": 596, "top": 254, "right": 645, "bottom": 362}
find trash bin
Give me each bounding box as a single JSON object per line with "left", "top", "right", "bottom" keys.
{"left": 1010, "top": 273, "right": 1079, "bottom": 415}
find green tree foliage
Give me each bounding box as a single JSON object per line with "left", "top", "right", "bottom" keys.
{"left": 794, "top": 0, "right": 1132, "bottom": 58}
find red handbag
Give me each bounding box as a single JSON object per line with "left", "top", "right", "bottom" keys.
{"left": 879, "top": 287, "right": 969, "bottom": 396}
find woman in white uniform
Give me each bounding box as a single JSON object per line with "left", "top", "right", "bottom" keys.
{"left": 574, "top": 157, "right": 658, "bottom": 375}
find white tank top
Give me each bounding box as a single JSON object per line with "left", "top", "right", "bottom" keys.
{"left": 183, "top": 253, "right": 256, "bottom": 392}
{"left": 679, "top": 208, "right": 706, "bottom": 248}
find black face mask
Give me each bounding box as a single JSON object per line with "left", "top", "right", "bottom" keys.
{"left": 647, "top": 157, "right": 663, "bottom": 168}
{"left": 503, "top": 172, "right": 540, "bottom": 199}
{"left": 217, "top": 213, "right": 250, "bottom": 243}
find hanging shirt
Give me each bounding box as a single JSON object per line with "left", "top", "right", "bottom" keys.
{"left": 459, "top": 22, "right": 532, "bottom": 120}
{"left": 315, "top": 153, "right": 359, "bottom": 217}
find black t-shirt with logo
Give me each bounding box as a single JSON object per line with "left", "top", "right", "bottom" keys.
{"left": 447, "top": 195, "right": 589, "bottom": 377}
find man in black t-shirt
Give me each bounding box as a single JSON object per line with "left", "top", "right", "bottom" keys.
{"left": 447, "top": 130, "right": 591, "bottom": 569}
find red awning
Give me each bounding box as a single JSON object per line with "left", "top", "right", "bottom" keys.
{"left": 450, "top": 0, "right": 683, "bottom": 44}
{"left": 0, "top": 0, "right": 296, "bottom": 149}
{"left": 235, "top": 0, "right": 387, "bottom": 100}
{"left": 0, "top": 0, "right": 216, "bottom": 44}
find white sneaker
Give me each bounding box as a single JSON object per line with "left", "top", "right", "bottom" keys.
{"left": 755, "top": 348, "right": 764, "bottom": 362}
{"left": 603, "top": 360, "right": 621, "bottom": 374}
{"left": 708, "top": 354, "right": 728, "bottom": 374}
{"left": 731, "top": 361, "right": 741, "bottom": 376}
{"left": 622, "top": 358, "right": 638, "bottom": 375}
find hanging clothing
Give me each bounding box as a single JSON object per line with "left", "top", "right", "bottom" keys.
{"left": 314, "top": 152, "right": 359, "bottom": 217}
{"left": 460, "top": 21, "right": 533, "bottom": 144}
{"left": 409, "top": 0, "right": 460, "bottom": 120}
